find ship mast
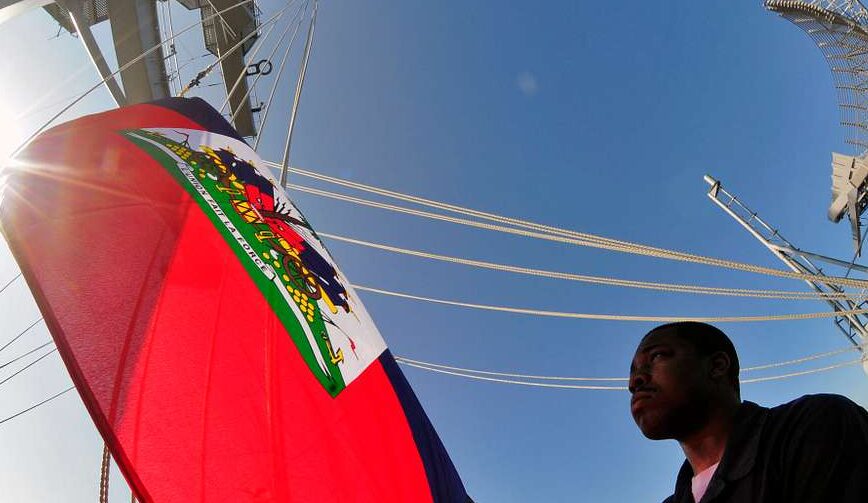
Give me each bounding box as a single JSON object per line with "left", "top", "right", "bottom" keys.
{"left": 705, "top": 175, "right": 868, "bottom": 376}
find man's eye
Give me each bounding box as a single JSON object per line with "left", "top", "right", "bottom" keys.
{"left": 650, "top": 351, "right": 666, "bottom": 361}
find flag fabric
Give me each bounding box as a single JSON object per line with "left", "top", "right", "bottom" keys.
{"left": 0, "top": 98, "right": 469, "bottom": 502}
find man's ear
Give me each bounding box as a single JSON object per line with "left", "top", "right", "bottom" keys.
{"left": 709, "top": 351, "right": 731, "bottom": 380}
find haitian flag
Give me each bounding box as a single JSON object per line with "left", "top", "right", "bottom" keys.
{"left": 0, "top": 98, "right": 470, "bottom": 502}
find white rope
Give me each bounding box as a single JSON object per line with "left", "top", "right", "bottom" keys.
{"left": 396, "top": 359, "right": 628, "bottom": 390}
{"left": 278, "top": 165, "right": 765, "bottom": 256}
{"left": 278, "top": 0, "right": 317, "bottom": 187}
{"left": 740, "top": 358, "right": 865, "bottom": 383}
{"left": 396, "top": 356, "right": 866, "bottom": 390}
{"left": 253, "top": 0, "right": 311, "bottom": 150}
{"left": 395, "top": 355, "right": 628, "bottom": 382}
{"left": 230, "top": 4, "right": 308, "bottom": 123}
{"left": 394, "top": 342, "right": 867, "bottom": 383}
{"left": 277, "top": 172, "right": 868, "bottom": 290}
{"left": 319, "top": 232, "right": 861, "bottom": 300}
{"left": 742, "top": 343, "right": 866, "bottom": 371}
{"left": 0, "top": 273, "right": 22, "bottom": 296}
{"left": 179, "top": 5, "right": 292, "bottom": 97}
{"left": 351, "top": 283, "right": 868, "bottom": 322}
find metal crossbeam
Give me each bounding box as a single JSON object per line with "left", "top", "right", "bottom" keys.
{"left": 705, "top": 175, "right": 868, "bottom": 349}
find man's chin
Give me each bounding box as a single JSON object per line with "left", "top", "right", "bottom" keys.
{"left": 640, "top": 426, "right": 670, "bottom": 440}
{"left": 635, "top": 413, "right": 674, "bottom": 440}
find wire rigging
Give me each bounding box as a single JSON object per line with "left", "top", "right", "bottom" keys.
{"left": 0, "top": 348, "right": 58, "bottom": 388}
{"left": 740, "top": 359, "right": 865, "bottom": 383}
{"left": 397, "top": 360, "right": 628, "bottom": 390}
{"left": 218, "top": 0, "right": 302, "bottom": 111}
{"left": 0, "top": 385, "right": 75, "bottom": 426}
{"left": 396, "top": 356, "right": 866, "bottom": 390}
{"left": 395, "top": 342, "right": 867, "bottom": 383}
{"left": 351, "top": 283, "right": 868, "bottom": 322}
{"left": 10, "top": 0, "right": 263, "bottom": 159}
{"left": 11, "top": 56, "right": 94, "bottom": 123}
{"left": 253, "top": 0, "right": 311, "bottom": 150}
{"left": 0, "top": 341, "right": 55, "bottom": 369}
{"left": 276, "top": 167, "right": 868, "bottom": 290}
{"left": 230, "top": 3, "right": 308, "bottom": 124}
{"left": 0, "top": 318, "right": 44, "bottom": 353}
{"left": 179, "top": 4, "right": 293, "bottom": 97}
{"left": 319, "top": 232, "right": 863, "bottom": 301}
{"left": 0, "top": 273, "right": 22, "bottom": 296}
{"left": 1, "top": 1, "right": 864, "bottom": 414}
{"left": 742, "top": 343, "right": 866, "bottom": 372}
{"left": 99, "top": 444, "right": 110, "bottom": 503}
{"left": 278, "top": 0, "right": 317, "bottom": 187}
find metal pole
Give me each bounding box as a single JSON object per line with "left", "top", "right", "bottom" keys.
{"left": 252, "top": 0, "right": 309, "bottom": 151}
{"left": 704, "top": 175, "right": 868, "bottom": 347}
{"left": 61, "top": 0, "right": 127, "bottom": 107}
{"left": 165, "top": 0, "right": 183, "bottom": 95}
{"left": 279, "top": 0, "right": 317, "bottom": 187}
{"left": 770, "top": 244, "right": 868, "bottom": 275}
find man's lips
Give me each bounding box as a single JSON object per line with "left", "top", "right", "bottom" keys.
{"left": 630, "top": 389, "right": 657, "bottom": 411}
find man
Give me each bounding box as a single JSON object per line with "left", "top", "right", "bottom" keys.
{"left": 629, "top": 321, "right": 868, "bottom": 502}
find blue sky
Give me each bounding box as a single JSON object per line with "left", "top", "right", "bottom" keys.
{"left": 1, "top": 1, "right": 867, "bottom": 501}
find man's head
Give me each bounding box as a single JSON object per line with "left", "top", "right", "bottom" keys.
{"left": 629, "top": 322, "right": 740, "bottom": 440}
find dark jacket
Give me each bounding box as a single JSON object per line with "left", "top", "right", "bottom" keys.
{"left": 664, "top": 394, "right": 868, "bottom": 503}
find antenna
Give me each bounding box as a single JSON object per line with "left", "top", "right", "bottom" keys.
{"left": 765, "top": 0, "right": 868, "bottom": 254}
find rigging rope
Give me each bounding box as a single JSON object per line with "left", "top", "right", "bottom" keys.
{"left": 0, "top": 385, "right": 75, "bottom": 426}
{"left": 216, "top": 1, "right": 291, "bottom": 107}
{"left": 740, "top": 359, "right": 866, "bottom": 383}
{"left": 0, "top": 308, "right": 861, "bottom": 390}
{"left": 179, "top": 4, "right": 292, "bottom": 97}
{"left": 204, "top": 0, "right": 238, "bottom": 40}
{"left": 350, "top": 283, "right": 868, "bottom": 322}
{"left": 253, "top": 0, "right": 311, "bottom": 150}
{"left": 0, "top": 307, "right": 861, "bottom": 388}
{"left": 0, "top": 358, "right": 859, "bottom": 426}
{"left": 395, "top": 355, "right": 627, "bottom": 382}
{"left": 0, "top": 272, "right": 22, "bottom": 296}
{"left": 230, "top": 4, "right": 308, "bottom": 124}
{"left": 397, "top": 360, "right": 627, "bottom": 390}
{"left": 0, "top": 341, "right": 54, "bottom": 369}
{"left": 277, "top": 172, "right": 868, "bottom": 290}
{"left": 0, "top": 348, "right": 58, "bottom": 387}
{"left": 319, "top": 232, "right": 862, "bottom": 301}
{"left": 278, "top": 0, "right": 318, "bottom": 187}
{"left": 0, "top": 318, "right": 44, "bottom": 353}
{"left": 396, "top": 356, "right": 866, "bottom": 390}
{"left": 742, "top": 343, "right": 866, "bottom": 371}
{"left": 11, "top": 0, "right": 261, "bottom": 158}
{"left": 99, "top": 444, "right": 110, "bottom": 503}
{"left": 394, "top": 342, "right": 867, "bottom": 383}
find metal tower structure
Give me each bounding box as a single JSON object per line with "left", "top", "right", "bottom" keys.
{"left": 765, "top": 0, "right": 868, "bottom": 253}
{"left": 0, "top": 0, "right": 261, "bottom": 137}
{"left": 705, "top": 176, "right": 868, "bottom": 375}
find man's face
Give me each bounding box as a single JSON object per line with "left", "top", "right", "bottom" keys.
{"left": 629, "top": 330, "right": 713, "bottom": 440}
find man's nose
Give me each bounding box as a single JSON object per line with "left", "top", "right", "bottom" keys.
{"left": 628, "top": 369, "right": 648, "bottom": 393}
